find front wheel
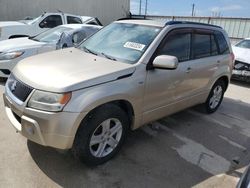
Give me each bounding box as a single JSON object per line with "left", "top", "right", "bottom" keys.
{"left": 72, "top": 104, "right": 129, "bottom": 166}
{"left": 204, "top": 80, "right": 226, "bottom": 113}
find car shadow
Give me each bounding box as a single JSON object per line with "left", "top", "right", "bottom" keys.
{"left": 231, "top": 80, "right": 250, "bottom": 88}
{"left": 27, "top": 97, "right": 250, "bottom": 188}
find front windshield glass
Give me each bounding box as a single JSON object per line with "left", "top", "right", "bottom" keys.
{"left": 235, "top": 40, "right": 250, "bottom": 49}
{"left": 79, "top": 23, "right": 161, "bottom": 64}
{"left": 32, "top": 26, "right": 72, "bottom": 43}
{"left": 26, "top": 15, "right": 42, "bottom": 25}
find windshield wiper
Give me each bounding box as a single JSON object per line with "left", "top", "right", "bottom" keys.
{"left": 82, "top": 46, "right": 98, "bottom": 56}
{"left": 101, "top": 52, "right": 117, "bottom": 61}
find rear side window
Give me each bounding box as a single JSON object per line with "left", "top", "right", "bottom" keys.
{"left": 72, "top": 31, "right": 87, "bottom": 44}
{"left": 67, "top": 16, "right": 82, "bottom": 24}
{"left": 193, "top": 34, "right": 211, "bottom": 59}
{"left": 193, "top": 33, "right": 219, "bottom": 59}
{"left": 215, "top": 31, "right": 229, "bottom": 54}
{"left": 158, "top": 32, "right": 191, "bottom": 62}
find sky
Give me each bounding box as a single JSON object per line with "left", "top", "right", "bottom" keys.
{"left": 130, "top": 0, "right": 250, "bottom": 18}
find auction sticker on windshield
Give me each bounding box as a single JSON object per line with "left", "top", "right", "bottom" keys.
{"left": 124, "top": 42, "right": 146, "bottom": 51}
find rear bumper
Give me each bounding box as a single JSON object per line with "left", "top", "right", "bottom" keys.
{"left": 3, "top": 93, "right": 83, "bottom": 149}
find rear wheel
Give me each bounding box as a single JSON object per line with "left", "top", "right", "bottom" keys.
{"left": 72, "top": 104, "right": 129, "bottom": 165}
{"left": 204, "top": 80, "right": 225, "bottom": 113}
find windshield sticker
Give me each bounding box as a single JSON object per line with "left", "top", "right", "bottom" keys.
{"left": 124, "top": 42, "right": 146, "bottom": 51}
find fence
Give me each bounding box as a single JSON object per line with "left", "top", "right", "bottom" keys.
{"left": 132, "top": 15, "right": 250, "bottom": 43}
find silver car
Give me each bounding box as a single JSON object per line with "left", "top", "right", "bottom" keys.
{"left": 0, "top": 24, "right": 102, "bottom": 78}
{"left": 3, "top": 20, "right": 234, "bottom": 165}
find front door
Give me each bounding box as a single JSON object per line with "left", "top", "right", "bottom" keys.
{"left": 142, "top": 29, "right": 194, "bottom": 124}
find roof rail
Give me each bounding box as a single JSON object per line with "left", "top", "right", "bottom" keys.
{"left": 117, "top": 17, "right": 150, "bottom": 21}
{"left": 165, "top": 21, "right": 222, "bottom": 29}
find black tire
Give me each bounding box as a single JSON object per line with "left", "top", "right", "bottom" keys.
{"left": 204, "top": 80, "right": 226, "bottom": 114}
{"left": 62, "top": 44, "right": 68, "bottom": 48}
{"left": 72, "top": 104, "right": 129, "bottom": 166}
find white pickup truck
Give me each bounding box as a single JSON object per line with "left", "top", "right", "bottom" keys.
{"left": 0, "top": 12, "right": 102, "bottom": 41}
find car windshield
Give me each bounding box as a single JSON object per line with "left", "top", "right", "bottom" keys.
{"left": 79, "top": 23, "right": 161, "bottom": 64}
{"left": 235, "top": 40, "right": 250, "bottom": 49}
{"left": 31, "top": 26, "right": 72, "bottom": 43}
{"left": 26, "top": 15, "right": 42, "bottom": 25}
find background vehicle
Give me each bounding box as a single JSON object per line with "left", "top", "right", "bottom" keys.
{"left": 0, "top": 24, "right": 102, "bottom": 78}
{"left": 4, "top": 20, "right": 233, "bottom": 165}
{"left": 232, "top": 38, "right": 250, "bottom": 82}
{"left": 0, "top": 12, "right": 102, "bottom": 41}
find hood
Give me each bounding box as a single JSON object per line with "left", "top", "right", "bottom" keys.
{"left": 0, "top": 21, "right": 26, "bottom": 27}
{"left": 232, "top": 46, "right": 250, "bottom": 64}
{"left": 13, "top": 48, "right": 136, "bottom": 92}
{"left": 0, "top": 38, "right": 45, "bottom": 52}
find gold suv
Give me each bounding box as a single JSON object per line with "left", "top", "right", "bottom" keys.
{"left": 3, "top": 20, "right": 234, "bottom": 165}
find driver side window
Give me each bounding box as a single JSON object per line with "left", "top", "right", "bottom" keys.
{"left": 72, "top": 31, "right": 87, "bottom": 45}
{"left": 39, "top": 15, "right": 63, "bottom": 28}
{"left": 157, "top": 30, "right": 191, "bottom": 62}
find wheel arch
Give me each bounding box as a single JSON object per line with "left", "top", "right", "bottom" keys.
{"left": 9, "top": 35, "right": 29, "bottom": 39}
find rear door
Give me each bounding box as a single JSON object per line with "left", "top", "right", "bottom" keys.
{"left": 187, "top": 29, "right": 222, "bottom": 95}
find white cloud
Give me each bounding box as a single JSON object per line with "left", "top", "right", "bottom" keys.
{"left": 210, "top": 5, "right": 243, "bottom": 12}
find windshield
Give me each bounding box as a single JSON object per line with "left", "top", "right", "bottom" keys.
{"left": 26, "top": 15, "right": 42, "bottom": 25}
{"left": 235, "top": 40, "right": 250, "bottom": 49}
{"left": 32, "top": 26, "right": 72, "bottom": 43}
{"left": 79, "top": 23, "right": 161, "bottom": 64}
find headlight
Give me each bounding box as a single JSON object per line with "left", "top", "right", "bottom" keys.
{"left": 28, "top": 90, "right": 72, "bottom": 112}
{"left": 0, "top": 51, "right": 24, "bottom": 60}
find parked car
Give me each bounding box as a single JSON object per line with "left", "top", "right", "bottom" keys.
{"left": 3, "top": 20, "right": 234, "bottom": 165}
{"left": 237, "top": 165, "right": 250, "bottom": 188}
{"left": 0, "top": 12, "right": 102, "bottom": 41}
{"left": 232, "top": 38, "right": 250, "bottom": 82}
{"left": 0, "top": 24, "right": 102, "bottom": 78}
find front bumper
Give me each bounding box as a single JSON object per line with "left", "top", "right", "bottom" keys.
{"left": 232, "top": 70, "right": 250, "bottom": 81}
{"left": 3, "top": 93, "right": 83, "bottom": 149}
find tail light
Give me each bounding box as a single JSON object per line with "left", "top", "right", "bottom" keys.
{"left": 230, "top": 52, "right": 235, "bottom": 68}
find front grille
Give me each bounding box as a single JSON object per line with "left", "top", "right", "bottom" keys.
{"left": 234, "top": 60, "right": 250, "bottom": 71}
{"left": 7, "top": 74, "right": 33, "bottom": 102}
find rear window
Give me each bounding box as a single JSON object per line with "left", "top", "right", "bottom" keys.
{"left": 215, "top": 31, "right": 229, "bottom": 54}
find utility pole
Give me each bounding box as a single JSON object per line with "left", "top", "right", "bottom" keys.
{"left": 139, "top": 0, "right": 142, "bottom": 15}
{"left": 145, "top": 0, "right": 148, "bottom": 16}
{"left": 192, "top": 3, "right": 195, "bottom": 16}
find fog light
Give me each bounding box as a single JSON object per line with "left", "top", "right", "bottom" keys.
{"left": 24, "top": 123, "right": 34, "bottom": 135}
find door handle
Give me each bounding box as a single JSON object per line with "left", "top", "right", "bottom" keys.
{"left": 186, "top": 67, "right": 192, "bottom": 73}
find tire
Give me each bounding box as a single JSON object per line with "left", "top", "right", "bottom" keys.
{"left": 204, "top": 80, "right": 226, "bottom": 114}
{"left": 62, "top": 44, "right": 68, "bottom": 49}
{"left": 72, "top": 104, "right": 129, "bottom": 166}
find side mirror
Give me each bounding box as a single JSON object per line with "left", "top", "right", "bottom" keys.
{"left": 39, "top": 21, "right": 46, "bottom": 28}
{"left": 153, "top": 55, "right": 178, "bottom": 69}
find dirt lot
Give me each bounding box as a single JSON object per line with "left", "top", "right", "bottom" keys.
{"left": 0, "top": 80, "right": 249, "bottom": 188}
